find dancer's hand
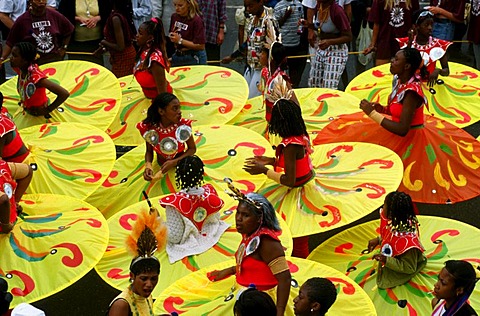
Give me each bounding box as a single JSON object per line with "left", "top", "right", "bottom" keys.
{"left": 373, "top": 253, "right": 386, "bottom": 265}
{"left": 144, "top": 167, "right": 154, "bottom": 181}
{"left": 428, "top": 69, "right": 440, "bottom": 87}
{"left": 161, "top": 159, "right": 177, "bottom": 174}
{"left": 246, "top": 156, "right": 275, "bottom": 166}
{"left": 359, "top": 99, "right": 375, "bottom": 115}
{"left": 243, "top": 160, "right": 268, "bottom": 175}
{"left": 207, "top": 267, "right": 235, "bottom": 281}
{"left": 367, "top": 237, "right": 380, "bottom": 252}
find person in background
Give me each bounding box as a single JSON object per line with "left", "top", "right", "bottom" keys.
{"left": 367, "top": 191, "right": 427, "bottom": 289}
{"left": 234, "top": 287, "right": 277, "bottom": 316}
{"left": 363, "top": 0, "right": 419, "bottom": 66}
{"left": 152, "top": 0, "right": 168, "bottom": 18}
{"left": 132, "top": 0, "right": 152, "bottom": 31}
{"left": 208, "top": 188, "right": 291, "bottom": 316}
{"left": 1, "top": 0, "right": 74, "bottom": 65}
{"left": 293, "top": 278, "right": 338, "bottom": 316}
{"left": 431, "top": 260, "right": 479, "bottom": 316}
{"left": 169, "top": 0, "right": 207, "bottom": 66}
{"left": 467, "top": 0, "right": 480, "bottom": 70}
{"left": 99, "top": 0, "right": 137, "bottom": 77}
{"left": 58, "top": 0, "right": 111, "bottom": 65}
{"left": 427, "top": 0, "right": 465, "bottom": 42}
{"left": 197, "top": 0, "right": 227, "bottom": 66}
{"left": 273, "top": 0, "right": 306, "bottom": 88}
{"left": 134, "top": 17, "right": 172, "bottom": 98}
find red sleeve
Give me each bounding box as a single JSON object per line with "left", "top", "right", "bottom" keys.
{"left": 397, "top": 37, "right": 408, "bottom": 48}
{"left": 331, "top": 4, "right": 351, "bottom": 32}
{"left": 150, "top": 50, "right": 168, "bottom": 69}
{"left": 30, "top": 65, "right": 48, "bottom": 84}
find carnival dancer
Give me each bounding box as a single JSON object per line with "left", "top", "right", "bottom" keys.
{"left": 136, "top": 92, "right": 196, "bottom": 181}
{"left": 315, "top": 47, "right": 480, "bottom": 204}
{"left": 222, "top": 0, "right": 280, "bottom": 98}
{"left": 207, "top": 182, "right": 291, "bottom": 316}
{"left": 367, "top": 191, "right": 426, "bottom": 289}
{"left": 0, "top": 159, "right": 32, "bottom": 234}
{"left": 134, "top": 17, "right": 172, "bottom": 99}
{"left": 107, "top": 207, "right": 167, "bottom": 316}
{"left": 159, "top": 155, "right": 229, "bottom": 263}
{"left": 397, "top": 9, "right": 452, "bottom": 87}
{"left": 432, "top": 260, "right": 480, "bottom": 316}
{"left": 10, "top": 42, "right": 69, "bottom": 117}
{"left": 0, "top": 93, "right": 29, "bottom": 163}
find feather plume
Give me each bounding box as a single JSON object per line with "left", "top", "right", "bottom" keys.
{"left": 265, "top": 75, "right": 293, "bottom": 104}
{"left": 126, "top": 207, "right": 167, "bottom": 258}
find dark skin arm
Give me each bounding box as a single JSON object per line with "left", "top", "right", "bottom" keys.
{"left": 244, "top": 144, "right": 304, "bottom": 187}
{"left": 428, "top": 54, "right": 449, "bottom": 87}
{"left": 150, "top": 62, "right": 168, "bottom": 95}
{"left": 258, "top": 236, "right": 291, "bottom": 316}
{"left": 360, "top": 90, "right": 423, "bottom": 136}
{"left": 278, "top": 6, "right": 293, "bottom": 28}
{"left": 143, "top": 144, "right": 155, "bottom": 181}
{"left": 108, "top": 299, "right": 130, "bottom": 316}
{"left": 101, "top": 16, "right": 126, "bottom": 52}
{"left": 10, "top": 163, "right": 33, "bottom": 203}
{"left": 25, "top": 78, "right": 70, "bottom": 116}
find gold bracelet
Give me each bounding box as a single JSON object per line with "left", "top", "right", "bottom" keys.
{"left": 145, "top": 162, "right": 153, "bottom": 169}
{"left": 368, "top": 110, "right": 385, "bottom": 125}
{"left": 268, "top": 256, "right": 289, "bottom": 275}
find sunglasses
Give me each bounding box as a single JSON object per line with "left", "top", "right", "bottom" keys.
{"left": 416, "top": 10, "right": 434, "bottom": 24}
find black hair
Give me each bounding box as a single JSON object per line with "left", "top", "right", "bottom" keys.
{"left": 143, "top": 92, "right": 178, "bottom": 125}
{"left": 445, "top": 260, "right": 477, "bottom": 292}
{"left": 412, "top": 9, "right": 434, "bottom": 26}
{"left": 175, "top": 155, "right": 204, "bottom": 189}
{"left": 13, "top": 42, "right": 37, "bottom": 64}
{"left": 384, "top": 191, "right": 418, "bottom": 232}
{"left": 130, "top": 257, "right": 160, "bottom": 275}
{"left": 268, "top": 99, "right": 307, "bottom": 139}
{"left": 137, "top": 17, "right": 170, "bottom": 71}
{"left": 0, "top": 92, "right": 3, "bottom": 110}
{"left": 0, "top": 278, "right": 12, "bottom": 314}
{"left": 270, "top": 42, "right": 288, "bottom": 71}
{"left": 233, "top": 288, "right": 276, "bottom": 316}
{"left": 242, "top": 193, "right": 281, "bottom": 231}
{"left": 110, "top": 0, "right": 136, "bottom": 40}
{"left": 401, "top": 47, "right": 429, "bottom": 80}
{"left": 304, "top": 277, "right": 337, "bottom": 316}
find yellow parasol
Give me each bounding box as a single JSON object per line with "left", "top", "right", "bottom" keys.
{"left": 106, "top": 66, "right": 249, "bottom": 146}
{"left": 19, "top": 122, "right": 116, "bottom": 200}
{"left": 152, "top": 257, "right": 377, "bottom": 315}
{"left": 228, "top": 88, "right": 361, "bottom": 137}
{"left": 308, "top": 215, "right": 480, "bottom": 315}
{"left": 0, "top": 60, "right": 122, "bottom": 131}
{"left": 94, "top": 194, "right": 293, "bottom": 297}
{"left": 0, "top": 194, "right": 108, "bottom": 308}
{"left": 88, "top": 125, "right": 273, "bottom": 219}
{"left": 345, "top": 63, "right": 480, "bottom": 128}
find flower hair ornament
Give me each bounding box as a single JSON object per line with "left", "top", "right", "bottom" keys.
{"left": 126, "top": 193, "right": 167, "bottom": 271}
{"left": 224, "top": 178, "right": 262, "bottom": 210}
{"left": 265, "top": 75, "right": 293, "bottom": 105}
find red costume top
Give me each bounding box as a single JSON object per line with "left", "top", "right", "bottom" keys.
{"left": 15, "top": 64, "right": 48, "bottom": 109}
{"left": 387, "top": 76, "right": 427, "bottom": 126}
{"left": 397, "top": 36, "right": 452, "bottom": 74}
{"left": 0, "top": 112, "right": 28, "bottom": 162}
{"left": 259, "top": 67, "right": 290, "bottom": 122}
{"left": 379, "top": 208, "right": 424, "bottom": 257}
{"left": 136, "top": 118, "right": 193, "bottom": 160}
{"left": 0, "top": 160, "right": 18, "bottom": 232}
{"left": 275, "top": 135, "right": 314, "bottom": 186}
{"left": 159, "top": 184, "right": 224, "bottom": 231}
{"left": 133, "top": 48, "right": 173, "bottom": 99}
{"left": 235, "top": 227, "right": 281, "bottom": 291}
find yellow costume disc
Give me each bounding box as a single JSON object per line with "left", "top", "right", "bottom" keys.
{"left": 345, "top": 63, "right": 480, "bottom": 128}
{"left": 259, "top": 142, "right": 403, "bottom": 237}
{"left": 0, "top": 61, "right": 122, "bottom": 131}
{"left": 0, "top": 194, "right": 108, "bottom": 308}
{"left": 153, "top": 257, "right": 377, "bottom": 315}
{"left": 106, "top": 66, "right": 248, "bottom": 146}
{"left": 228, "top": 88, "right": 361, "bottom": 136}
{"left": 94, "top": 195, "right": 293, "bottom": 296}
{"left": 88, "top": 125, "right": 273, "bottom": 218}
{"left": 308, "top": 216, "right": 480, "bottom": 315}
{"left": 20, "top": 122, "right": 116, "bottom": 200}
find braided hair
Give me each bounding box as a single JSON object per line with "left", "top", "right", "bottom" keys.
{"left": 443, "top": 260, "right": 479, "bottom": 316}
{"left": 384, "top": 191, "right": 418, "bottom": 233}
{"left": 175, "top": 155, "right": 204, "bottom": 190}
{"left": 13, "top": 42, "right": 37, "bottom": 64}
{"left": 143, "top": 92, "right": 178, "bottom": 125}
{"left": 138, "top": 18, "right": 170, "bottom": 72}
{"left": 268, "top": 98, "right": 307, "bottom": 139}
{"left": 401, "top": 47, "right": 429, "bottom": 80}
{"left": 303, "top": 277, "right": 337, "bottom": 316}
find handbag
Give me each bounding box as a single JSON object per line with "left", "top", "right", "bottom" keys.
{"left": 357, "top": 23, "right": 373, "bottom": 66}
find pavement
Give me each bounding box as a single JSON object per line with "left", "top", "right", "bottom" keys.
{"left": 19, "top": 1, "right": 480, "bottom": 315}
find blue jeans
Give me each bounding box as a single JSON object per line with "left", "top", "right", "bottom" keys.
{"left": 432, "top": 20, "right": 455, "bottom": 41}
{"left": 171, "top": 49, "right": 207, "bottom": 67}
